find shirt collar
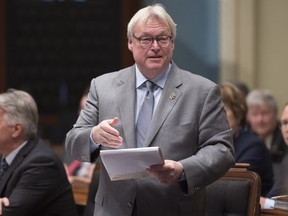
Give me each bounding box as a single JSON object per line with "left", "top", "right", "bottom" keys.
{"left": 5, "top": 140, "right": 28, "bottom": 165}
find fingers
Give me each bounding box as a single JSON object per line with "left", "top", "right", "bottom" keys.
{"left": 0, "top": 197, "right": 10, "bottom": 215}
{"left": 3, "top": 198, "right": 9, "bottom": 207}
{"left": 109, "top": 117, "right": 119, "bottom": 127}
{"left": 147, "top": 160, "right": 184, "bottom": 185}
{"left": 92, "top": 117, "right": 123, "bottom": 148}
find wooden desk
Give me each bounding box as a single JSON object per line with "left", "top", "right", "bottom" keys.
{"left": 71, "top": 164, "right": 100, "bottom": 206}
{"left": 261, "top": 208, "right": 288, "bottom": 216}
{"left": 72, "top": 177, "right": 89, "bottom": 206}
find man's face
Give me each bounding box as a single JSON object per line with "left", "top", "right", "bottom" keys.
{"left": 247, "top": 102, "right": 278, "bottom": 139}
{"left": 280, "top": 105, "right": 288, "bottom": 145}
{"left": 128, "top": 18, "right": 174, "bottom": 79}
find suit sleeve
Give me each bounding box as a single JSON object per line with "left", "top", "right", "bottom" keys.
{"left": 180, "top": 85, "right": 235, "bottom": 195}
{"left": 65, "top": 78, "right": 100, "bottom": 162}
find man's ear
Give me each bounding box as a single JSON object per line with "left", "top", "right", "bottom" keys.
{"left": 171, "top": 39, "right": 175, "bottom": 50}
{"left": 12, "top": 124, "right": 23, "bottom": 138}
{"left": 128, "top": 39, "right": 133, "bottom": 51}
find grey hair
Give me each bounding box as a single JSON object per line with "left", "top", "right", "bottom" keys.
{"left": 0, "top": 89, "right": 38, "bottom": 139}
{"left": 246, "top": 89, "right": 278, "bottom": 113}
{"left": 127, "top": 3, "right": 177, "bottom": 40}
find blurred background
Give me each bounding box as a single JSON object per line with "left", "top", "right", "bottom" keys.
{"left": 0, "top": 0, "right": 287, "bottom": 149}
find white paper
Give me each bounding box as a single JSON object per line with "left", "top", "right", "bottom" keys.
{"left": 272, "top": 195, "right": 288, "bottom": 211}
{"left": 100, "top": 146, "right": 164, "bottom": 181}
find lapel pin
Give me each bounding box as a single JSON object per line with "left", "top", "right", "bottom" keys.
{"left": 169, "top": 93, "right": 176, "bottom": 100}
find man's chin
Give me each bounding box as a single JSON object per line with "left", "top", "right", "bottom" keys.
{"left": 147, "top": 65, "right": 164, "bottom": 73}
{"left": 147, "top": 58, "right": 162, "bottom": 64}
{"left": 147, "top": 58, "right": 166, "bottom": 67}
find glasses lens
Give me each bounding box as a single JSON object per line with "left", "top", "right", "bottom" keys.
{"left": 158, "top": 36, "right": 170, "bottom": 46}
{"left": 140, "top": 37, "right": 153, "bottom": 46}
{"left": 134, "top": 35, "right": 171, "bottom": 48}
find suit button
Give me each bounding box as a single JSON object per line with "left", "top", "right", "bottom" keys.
{"left": 127, "top": 202, "right": 133, "bottom": 208}
{"left": 81, "top": 155, "right": 88, "bottom": 161}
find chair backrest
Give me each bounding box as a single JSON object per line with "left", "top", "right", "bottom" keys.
{"left": 206, "top": 163, "right": 261, "bottom": 216}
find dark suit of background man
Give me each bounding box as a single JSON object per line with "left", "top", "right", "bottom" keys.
{"left": 0, "top": 89, "right": 77, "bottom": 216}
{"left": 260, "top": 102, "right": 288, "bottom": 208}
{"left": 65, "top": 3, "right": 235, "bottom": 216}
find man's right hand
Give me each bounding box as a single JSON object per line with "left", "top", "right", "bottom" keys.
{"left": 91, "top": 117, "right": 123, "bottom": 148}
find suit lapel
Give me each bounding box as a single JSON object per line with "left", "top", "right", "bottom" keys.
{"left": 115, "top": 64, "right": 183, "bottom": 148}
{"left": 116, "top": 66, "right": 137, "bottom": 148}
{"left": 144, "top": 63, "right": 183, "bottom": 147}
{"left": 0, "top": 139, "right": 36, "bottom": 193}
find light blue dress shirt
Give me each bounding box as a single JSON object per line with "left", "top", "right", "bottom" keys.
{"left": 135, "top": 64, "right": 171, "bottom": 123}
{"left": 5, "top": 141, "right": 28, "bottom": 165}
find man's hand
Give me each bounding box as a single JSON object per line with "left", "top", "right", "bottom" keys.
{"left": 91, "top": 117, "right": 123, "bottom": 148}
{"left": 147, "top": 160, "right": 184, "bottom": 185}
{"left": 0, "top": 197, "right": 9, "bottom": 215}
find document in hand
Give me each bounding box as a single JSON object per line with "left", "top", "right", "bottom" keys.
{"left": 100, "top": 146, "right": 164, "bottom": 181}
{"left": 272, "top": 195, "right": 288, "bottom": 211}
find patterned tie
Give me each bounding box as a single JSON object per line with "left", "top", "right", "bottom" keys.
{"left": 136, "top": 80, "right": 157, "bottom": 147}
{"left": 0, "top": 158, "right": 9, "bottom": 182}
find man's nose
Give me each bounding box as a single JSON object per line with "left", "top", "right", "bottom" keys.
{"left": 151, "top": 39, "right": 161, "bottom": 47}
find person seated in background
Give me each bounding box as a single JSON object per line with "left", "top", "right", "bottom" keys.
{"left": 0, "top": 89, "right": 77, "bottom": 216}
{"left": 220, "top": 83, "right": 274, "bottom": 196}
{"left": 246, "top": 89, "right": 287, "bottom": 176}
{"left": 260, "top": 102, "right": 288, "bottom": 209}
{"left": 230, "top": 81, "right": 250, "bottom": 97}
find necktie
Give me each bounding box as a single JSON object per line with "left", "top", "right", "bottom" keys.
{"left": 0, "top": 158, "right": 9, "bottom": 182}
{"left": 136, "top": 80, "right": 156, "bottom": 147}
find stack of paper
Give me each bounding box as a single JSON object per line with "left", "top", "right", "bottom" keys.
{"left": 273, "top": 195, "right": 288, "bottom": 211}
{"left": 100, "top": 146, "right": 164, "bottom": 181}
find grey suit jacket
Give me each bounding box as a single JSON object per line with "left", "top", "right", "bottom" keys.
{"left": 65, "top": 63, "right": 235, "bottom": 216}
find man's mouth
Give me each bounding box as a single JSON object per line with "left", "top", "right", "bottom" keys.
{"left": 149, "top": 56, "right": 161, "bottom": 58}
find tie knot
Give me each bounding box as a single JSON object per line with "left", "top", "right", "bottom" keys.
{"left": 1, "top": 158, "right": 8, "bottom": 169}
{"left": 145, "top": 80, "right": 156, "bottom": 92}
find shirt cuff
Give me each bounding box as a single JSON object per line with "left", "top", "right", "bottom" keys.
{"left": 263, "top": 198, "right": 275, "bottom": 209}
{"left": 90, "top": 131, "right": 101, "bottom": 151}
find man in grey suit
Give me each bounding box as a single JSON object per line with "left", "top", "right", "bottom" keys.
{"left": 65, "top": 3, "right": 234, "bottom": 216}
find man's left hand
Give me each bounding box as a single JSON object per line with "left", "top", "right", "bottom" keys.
{"left": 147, "top": 160, "right": 184, "bottom": 185}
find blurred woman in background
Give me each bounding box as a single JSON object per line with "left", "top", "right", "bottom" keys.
{"left": 220, "top": 83, "right": 274, "bottom": 196}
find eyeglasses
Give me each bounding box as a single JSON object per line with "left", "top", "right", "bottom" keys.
{"left": 133, "top": 34, "right": 172, "bottom": 48}
{"left": 280, "top": 120, "right": 288, "bottom": 129}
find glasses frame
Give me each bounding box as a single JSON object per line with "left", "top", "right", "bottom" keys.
{"left": 132, "top": 34, "right": 173, "bottom": 48}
